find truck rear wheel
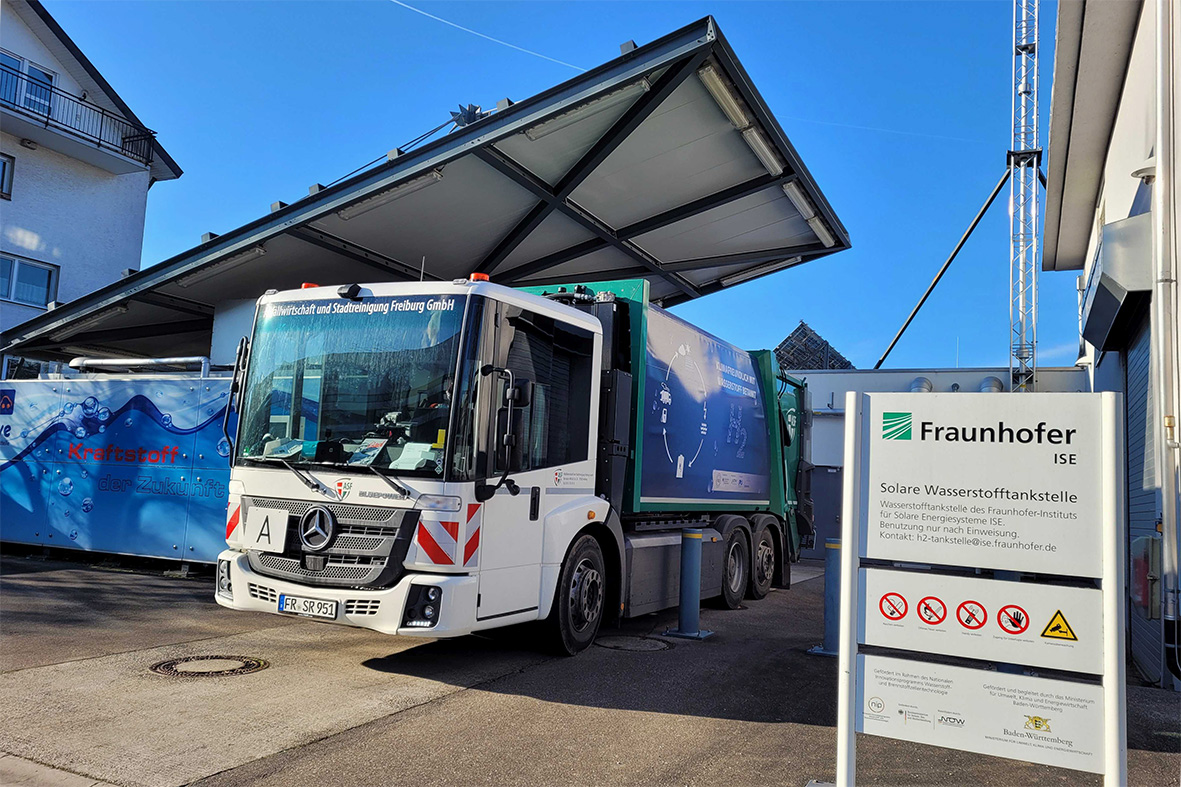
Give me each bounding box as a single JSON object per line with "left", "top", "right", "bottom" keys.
{"left": 747, "top": 525, "right": 775, "bottom": 600}
{"left": 720, "top": 528, "right": 749, "bottom": 609}
{"left": 547, "top": 534, "right": 606, "bottom": 656}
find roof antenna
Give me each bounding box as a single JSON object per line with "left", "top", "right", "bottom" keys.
{"left": 420, "top": 256, "right": 426, "bottom": 282}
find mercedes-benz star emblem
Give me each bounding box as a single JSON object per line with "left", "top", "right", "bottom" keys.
{"left": 299, "top": 506, "right": 335, "bottom": 552}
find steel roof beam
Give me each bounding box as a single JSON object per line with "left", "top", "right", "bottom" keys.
{"left": 474, "top": 146, "right": 700, "bottom": 297}
{"left": 661, "top": 242, "right": 830, "bottom": 272}
{"left": 492, "top": 170, "right": 801, "bottom": 286}
{"left": 131, "top": 291, "right": 214, "bottom": 318}
{"left": 287, "top": 227, "right": 439, "bottom": 281}
{"left": 616, "top": 172, "right": 798, "bottom": 239}
{"left": 474, "top": 50, "right": 708, "bottom": 281}
{"left": 35, "top": 318, "right": 212, "bottom": 352}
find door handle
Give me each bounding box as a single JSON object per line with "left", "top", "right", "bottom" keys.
{"left": 529, "top": 486, "right": 540, "bottom": 521}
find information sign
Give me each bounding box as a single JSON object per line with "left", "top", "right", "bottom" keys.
{"left": 836, "top": 392, "right": 1126, "bottom": 786}
{"left": 861, "top": 394, "right": 1105, "bottom": 577}
{"left": 860, "top": 568, "right": 1102, "bottom": 673}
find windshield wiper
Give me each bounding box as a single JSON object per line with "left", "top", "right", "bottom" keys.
{"left": 364, "top": 465, "right": 414, "bottom": 499}
{"left": 270, "top": 457, "right": 332, "bottom": 497}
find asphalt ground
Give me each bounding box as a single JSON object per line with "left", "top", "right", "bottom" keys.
{"left": 0, "top": 552, "right": 1177, "bottom": 786}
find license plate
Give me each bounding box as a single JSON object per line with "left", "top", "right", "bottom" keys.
{"left": 277, "top": 594, "right": 337, "bottom": 619}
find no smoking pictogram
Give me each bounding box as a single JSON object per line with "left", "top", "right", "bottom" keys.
{"left": 917, "top": 596, "right": 947, "bottom": 625}
{"left": 879, "top": 592, "right": 907, "bottom": 620}
{"left": 998, "top": 604, "right": 1030, "bottom": 635}
{"left": 956, "top": 600, "right": 987, "bottom": 630}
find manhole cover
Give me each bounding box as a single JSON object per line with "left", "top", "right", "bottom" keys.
{"left": 594, "top": 636, "right": 671, "bottom": 652}
{"left": 150, "top": 656, "right": 269, "bottom": 677}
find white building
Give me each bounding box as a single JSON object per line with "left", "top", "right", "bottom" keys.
{"left": 0, "top": 0, "right": 181, "bottom": 356}
{"left": 1043, "top": 0, "right": 1179, "bottom": 689}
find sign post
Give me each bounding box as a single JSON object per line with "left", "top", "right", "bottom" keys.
{"left": 836, "top": 392, "right": 1126, "bottom": 785}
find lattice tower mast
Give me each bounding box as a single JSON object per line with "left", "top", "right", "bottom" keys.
{"left": 1009, "top": 0, "right": 1041, "bottom": 391}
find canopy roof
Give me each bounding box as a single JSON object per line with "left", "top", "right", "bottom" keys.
{"left": 3, "top": 16, "right": 849, "bottom": 362}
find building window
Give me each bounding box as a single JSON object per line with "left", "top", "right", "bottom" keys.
{"left": 0, "top": 154, "right": 11, "bottom": 199}
{"left": 0, "top": 49, "right": 55, "bottom": 117}
{"left": 0, "top": 255, "right": 58, "bottom": 308}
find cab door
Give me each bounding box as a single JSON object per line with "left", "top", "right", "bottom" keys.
{"left": 475, "top": 302, "right": 595, "bottom": 621}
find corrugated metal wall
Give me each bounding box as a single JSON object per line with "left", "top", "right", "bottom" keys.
{"left": 1125, "top": 317, "right": 1164, "bottom": 683}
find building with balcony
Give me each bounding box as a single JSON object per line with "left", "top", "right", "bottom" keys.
{"left": 0, "top": 0, "right": 181, "bottom": 357}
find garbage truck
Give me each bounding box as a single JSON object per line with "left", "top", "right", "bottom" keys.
{"left": 215, "top": 276, "right": 813, "bottom": 653}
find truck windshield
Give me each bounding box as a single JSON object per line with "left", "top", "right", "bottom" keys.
{"left": 237, "top": 294, "right": 466, "bottom": 478}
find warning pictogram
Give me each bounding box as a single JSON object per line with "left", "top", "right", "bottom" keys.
{"left": 917, "top": 596, "right": 947, "bottom": 625}
{"left": 879, "top": 592, "right": 907, "bottom": 621}
{"left": 1040, "top": 609, "right": 1078, "bottom": 641}
{"left": 956, "top": 600, "right": 986, "bottom": 630}
{"left": 998, "top": 604, "right": 1030, "bottom": 635}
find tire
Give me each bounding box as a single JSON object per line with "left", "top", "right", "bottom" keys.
{"left": 720, "top": 528, "right": 749, "bottom": 609}
{"left": 747, "top": 525, "right": 775, "bottom": 600}
{"left": 546, "top": 534, "right": 606, "bottom": 656}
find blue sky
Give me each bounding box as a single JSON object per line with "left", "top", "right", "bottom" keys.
{"left": 48, "top": 0, "right": 1076, "bottom": 370}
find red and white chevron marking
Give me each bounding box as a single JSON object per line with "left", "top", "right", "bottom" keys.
{"left": 415, "top": 503, "right": 482, "bottom": 567}
{"left": 416, "top": 517, "right": 459, "bottom": 565}
{"left": 463, "top": 503, "right": 481, "bottom": 568}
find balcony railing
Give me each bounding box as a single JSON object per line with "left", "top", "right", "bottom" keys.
{"left": 0, "top": 65, "right": 155, "bottom": 167}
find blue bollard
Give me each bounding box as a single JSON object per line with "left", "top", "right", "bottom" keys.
{"left": 663, "top": 528, "right": 714, "bottom": 640}
{"left": 808, "top": 538, "right": 841, "bottom": 656}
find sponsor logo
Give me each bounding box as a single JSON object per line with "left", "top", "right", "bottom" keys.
{"left": 1003, "top": 716, "right": 1073, "bottom": 747}
{"left": 1024, "top": 715, "right": 1051, "bottom": 732}
{"left": 867, "top": 696, "right": 886, "bottom": 714}
{"left": 0, "top": 388, "right": 15, "bottom": 415}
{"left": 882, "top": 412, "right": 912, "bottom": 440}
{"left": 554, "top": 468, "right": 563, "bottom": 485}
{"left": 916, "top": 420, "right": 1077, "bottom": 445}
{"left": 937, "top": 714, "right": 966, "bottom": 728}
{"left": 335, "top": 478, "right": 353, "bottom": 500}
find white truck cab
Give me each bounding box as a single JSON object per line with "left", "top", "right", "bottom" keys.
{"left": 216, "top": 278, "right": 611, "bottom": 653}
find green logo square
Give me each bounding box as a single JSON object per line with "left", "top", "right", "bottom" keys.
{"left": 882, "top": 412, "right": 912, "bottom": 440}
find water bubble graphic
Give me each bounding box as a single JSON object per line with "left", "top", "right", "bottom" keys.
{"left": 124, "top": 417, "right": 134, "bottom": 428}
{"left": 80, "top": 469, "right": 88, "bottom": 479}
{"left": 162, "top": 414, "right": 173, "bottom": 427}
{"left": 99, "top": 426, "right": 106, "bottom": 433}
{"left": 58, "top": 478, "right": 73, "bottom": 497}
{"left": 64, "top": 402, "right": 76, "bottom": 413}
{"left": 82, "top": 396, "right": 98, "bottom": 416}
{"left": 70, "top": 529, "right": 79, "bottom": 540}
{"left": 20, "top": 430, "right": 28, "bottom": 438}
{"left": 73, "top": 426, "right": 87, "bottom": 439}
{"left": 63, "top": 509, "right": 71, "bottom": 518}
{"left": 81, "top": 498, "right": 94, "bottom": 513}
{"left": 155, "top": 391, "right": 163, "bottom": 398}
{"left": 217, "top": 438, "right": 231, "bottom": 457}
{"left": 97, "top": 406, "right": 111, "bottom": 422}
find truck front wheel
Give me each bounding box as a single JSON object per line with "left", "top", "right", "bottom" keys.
{"left": 547, "top": 534, "right": 606, "bottom": 655}
{"left": 720, "top": 528, "right": 749, "bottom": 609}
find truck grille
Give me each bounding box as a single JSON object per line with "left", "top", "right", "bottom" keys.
{"left": 345, "top": 599, "right": 381, "bottom": 616}
{"left": 248, "top": 583, "right": 278, "bottom": 603}
{"left": 241, "top": 495, "right": 418, "bottom": 589}
{"left": 255, "top": 553, "right": 387, "bottom": 582}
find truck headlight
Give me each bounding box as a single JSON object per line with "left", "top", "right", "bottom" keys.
{"left": 402, "top": 585, "right": 442, "bottom": 628}
{"left": 217, "top": 560, "right": 233, "bottom": 599}
{"left": 416, "top": 494, "right": 461, "bottom": 512}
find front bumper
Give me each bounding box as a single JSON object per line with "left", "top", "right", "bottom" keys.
{"left": 214, "top": 550, "right": 478, "bottom": 637}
